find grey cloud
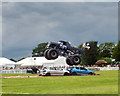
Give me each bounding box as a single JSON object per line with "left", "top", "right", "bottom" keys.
{"left": 0, "top": 4, "right": 2, "bottom": 57}
{"left": 2, "top": 2, "right": 118, "bottom": 59}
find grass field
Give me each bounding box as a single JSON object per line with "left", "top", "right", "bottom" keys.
{"left": 2, "top": 70, "right": 118, "bottom": 94}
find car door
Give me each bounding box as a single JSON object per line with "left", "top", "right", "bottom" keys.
{"left": 75, "top": 67, "right": 80, "bottom": 74}
{"left": 59, "top": 68, "right": 65, "bottom": 75}
{"left": 55, "top": 68, "right": 64, "bottom": 75}
{"left": 50, "top": 67, "right": 61, "bottom": 75}
{"left": 49, "top": 67, "right": 56, "bottom": 75}
{"left": 79, "top": 67, "right": 87, "bottom": 75}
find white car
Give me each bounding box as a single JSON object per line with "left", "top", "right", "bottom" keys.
{"left": 38, "top": 67, "right": 70, "bottom": 76}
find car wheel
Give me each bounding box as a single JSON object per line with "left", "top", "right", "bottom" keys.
{"left": 93, "top": 73, "right": 96, "bottom": 75}
{"left": 71, "top": 55, "right": 81, "bottom": 65}
{"left": 44, "top": 49, "right": 51, "bottom": 60}
{"left": 45, "top": 73, "right": 51, "bottom": 76}
{"left": 48, "top": 49, "right": 59, "bottom": 59}
{"left": 64, "top": 72, "right": 69, "bottom": 76}
{"left": 88, "top": 72, "right": 93, "bottom": 75}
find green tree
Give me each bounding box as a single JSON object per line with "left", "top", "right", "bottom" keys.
{"left": 81, "top": 41, "right": 99, "bottom": 66}
{"left": 112, "top": 41, "right": 120, "bottom": 61}
{"left": 98, "top": 42, "right": 115, "bottom": 58}
{"left": 101, "top": 57, "right": 112, "bottom": 64}
{"left": 78, "top": 44, "right": 83, "bottom": 49}
{"left": 32, "top": 43, "right": 48, "bottom": 57}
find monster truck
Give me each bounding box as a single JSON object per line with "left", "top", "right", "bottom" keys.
{"left": 44, "top": 40, "right": 90, "bottom": 66}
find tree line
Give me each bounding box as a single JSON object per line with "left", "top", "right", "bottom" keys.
{"left": 30, "top": 41, "right": 120, "bottom": 66}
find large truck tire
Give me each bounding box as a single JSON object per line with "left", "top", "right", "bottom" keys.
{"left": 71, "top": 55, "right": 81, "bottom": 65}
{"left": 47, "top": 49, "right": 59, "bottom": 59}
{"left": 44, "top": 49, "right": 51, "bottom": 60}
{"left": 66, "top": 56, "right": 74, "bottom": 66}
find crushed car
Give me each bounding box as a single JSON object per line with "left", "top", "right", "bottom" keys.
{"left": 70, "top": 67, "right": 95, "bottom": 75}
{"left": 38, "top": 67, "right": 70, "bottom": 76}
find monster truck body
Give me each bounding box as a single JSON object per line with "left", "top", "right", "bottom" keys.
{"left": 44, "top": 41, "right": 90, "bottom": 66}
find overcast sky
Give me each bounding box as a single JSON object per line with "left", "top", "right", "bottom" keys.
{"left": 2, "top": 2, "right": 118, "bottom": 60}
{"left": 0, "top": 2, "right": 2, "bottom": 57}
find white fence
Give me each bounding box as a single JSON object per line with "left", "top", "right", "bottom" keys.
{"left": 0, "top": 67, "right": 119, "bottom": 74}
{"left": 98, "top": 67, "right": 119, "bottom": 71}
{"left": 0, "top": 69, "right": 27, "bottom": 74}
{"left": 87, "top": 67, "right": 119, "bottom": 71}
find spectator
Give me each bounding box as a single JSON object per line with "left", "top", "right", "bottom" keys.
{"left": 31, "top": 67, "right": 38, "bottom": 74}
{"left": 118, "top": 64, "right": 120, "bottom": 70}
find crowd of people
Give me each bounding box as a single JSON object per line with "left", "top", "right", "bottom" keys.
{"left": 1, "top": 64, "right": 120, "bottom": 71}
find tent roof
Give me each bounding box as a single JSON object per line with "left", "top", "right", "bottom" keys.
{"left": 0, "top": 57, "right": 16, "bottom": 66}
{"left": 19, "top": 56, "right": 67, "bottom": 66}
{"left": 96, "top": 60, "right": 107, "bottom": 65}
{"left": 19, "top": 57, "right": 55, "bottom": 66}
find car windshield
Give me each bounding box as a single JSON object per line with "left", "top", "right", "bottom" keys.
{"left": 59, "top": 41, "right": 67, "bottom": 45}
{"left": 80, "top": 67, "right": 87, "bottom": 70}
{"left": 49, "top": 67, "right": 61, "bottom": 70}
{"left": 76, "top": 67, "right": 79, "bottom": 69}
{"left": 70, "top": 67, "right": 74, "bottom": 69}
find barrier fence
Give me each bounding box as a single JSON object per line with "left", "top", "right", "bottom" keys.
{"left": 0, "top": 69, "right": 27, "bottom": 74}
{"left": 0, "top": 67, "right": 119, "bottom": 74}
{"left": 87, "top": 67, "right": 119, "bottom": 71}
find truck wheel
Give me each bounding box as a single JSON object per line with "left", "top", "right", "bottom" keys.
{"left": 71, "top": 55, "right": 81, "bottom": 65}
{"left": 48, "top": 49, "right": 59, "bottom": 59}
{"left": 66, "top": 57, "right": 73, "bottom": 66}
{"left": 44, "top": 49, "right": 51, "bottom": 60}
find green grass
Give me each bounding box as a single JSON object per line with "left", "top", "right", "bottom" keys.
{"left": 2, "top": 70, "right": 118, "bottom": 94}
{"left": 2, "top": 73, "right": 37, "bottom": 77}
